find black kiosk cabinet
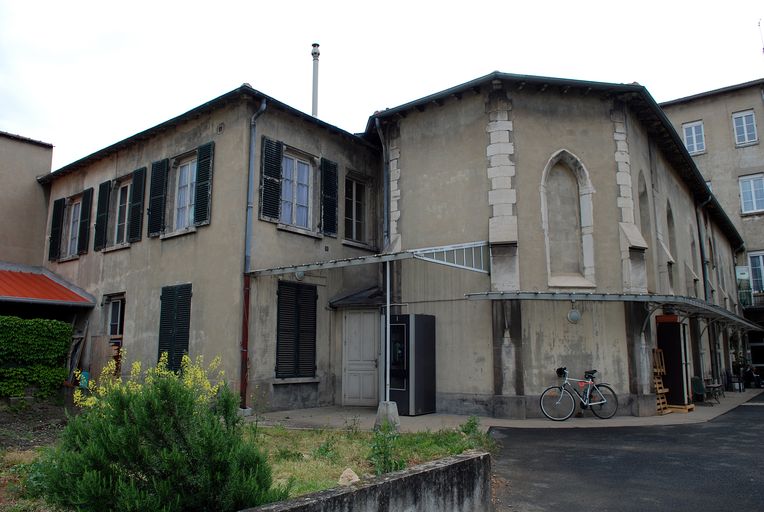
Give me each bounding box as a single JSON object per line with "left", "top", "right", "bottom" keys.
{"left": 389, "top": 314, "right": 436, "bottom": 416}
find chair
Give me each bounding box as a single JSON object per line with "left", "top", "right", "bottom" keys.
{"left": 691, "top": 376, "right": 719, "bottom": 405}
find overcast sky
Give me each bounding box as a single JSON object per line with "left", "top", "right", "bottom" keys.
{"left": 1, "top": 1, "right": 763, "bottom": 170}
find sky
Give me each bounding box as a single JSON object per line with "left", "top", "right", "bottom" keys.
{"left": 1, "top": 1, "right": 763, "bottom": 170}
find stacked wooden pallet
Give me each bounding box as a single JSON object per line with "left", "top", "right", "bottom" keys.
{"left": 653, "top": 349, "right": 672, "bottom": 415}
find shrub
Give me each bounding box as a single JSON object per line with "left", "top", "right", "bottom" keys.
{"left": 30, "top": 355, "right": 289, "bottom": 512}
{"left": 368, "top": 421, "right": 405, "bottom": 475}
{"left": 0, "top": 316, "right": 71, "bottom": 398}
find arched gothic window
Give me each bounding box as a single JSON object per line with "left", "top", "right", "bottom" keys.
{"left": 540, "top": 150, "right": 595, "bottom": 286}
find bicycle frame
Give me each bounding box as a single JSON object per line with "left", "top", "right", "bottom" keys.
{"left": 559, "top": 371, "right": 607, "bottom": 407}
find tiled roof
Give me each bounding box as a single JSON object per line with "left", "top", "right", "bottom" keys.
{"left": 0, "top": 269, "right": 93, "bottom": 306}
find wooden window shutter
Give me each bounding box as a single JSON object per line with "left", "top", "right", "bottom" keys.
{"left": 320, "top": 158, "right": 338, "bottom": 235}
{"left": 158, "top": 283, "right": 192, "bottom": 372}
{"left": 48, "top": 198, "right": 65, "bottom": 261}
{"left": 297, "top": 285, "right": 318, "bottom": 377}
{"left": 275, "top": 281, "right": 316, "bottom": 378}
{"left": 260, "top": 137, "right": 283, "bottom": 220}
{"left": 127, "top": 167, "right": 146, "bottom": 242}
{"left": 93, "top": 180, "right": 111, "bottom": 251}
{"left": 194, "top": 141, "right": 214, "bottom": 226}
{"left": 77, "top": 188, "right": 93, "bottom": 254}
{"left": 147, "top": 159, "right": 169, "bottom": 237}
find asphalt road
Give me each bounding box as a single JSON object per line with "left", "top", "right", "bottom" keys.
{"left": 490, "top": 393, "right": 764, "bottom": 511}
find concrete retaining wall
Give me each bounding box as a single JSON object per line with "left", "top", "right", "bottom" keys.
{"left": 242, "top": 451, "right": 492, "bottom": 512}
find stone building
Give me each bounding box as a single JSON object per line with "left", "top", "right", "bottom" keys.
{"left": 661, "top": 78, "right": 764, "bottom": 373}
{"left": 32, "top": 73, "right": 756, "bottom": 417}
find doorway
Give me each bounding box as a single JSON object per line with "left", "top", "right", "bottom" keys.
{"left": 656, "top": 316, "right": 690, "bottom": 405}
{"left": 342, "top": 310, "right": 379, "bottom": 406}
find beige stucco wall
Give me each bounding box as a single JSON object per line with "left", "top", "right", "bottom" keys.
{"left": 663, "top": 86, "right": 764, "bottom": 253}
{"left": 44, "top": 101, "right": 251, "bottom": 386}
{"left": 0, "top": 134, "right": 52, "bottom": 265}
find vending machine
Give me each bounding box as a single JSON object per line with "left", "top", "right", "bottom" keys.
{"left": 389, "top": 314, "right": 436, "bottom": 416}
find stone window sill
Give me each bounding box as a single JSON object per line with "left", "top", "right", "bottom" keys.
{"left": 342, "top": 239, "right": 377, "bottom": 252}
{"left": 160, "top": 226, "right": 197, "bottom": 240}
{"left": 103, "top": 243, "right": 131, "bottom": 253}
{"left": 270, "top": 377, "right": 320, "bottom": 385}
{"left": 277, "top": 224, "right": 323, "bottom": 240}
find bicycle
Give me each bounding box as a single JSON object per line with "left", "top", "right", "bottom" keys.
{"left": 539, "top": 367, "right": 618, "bottom": 421}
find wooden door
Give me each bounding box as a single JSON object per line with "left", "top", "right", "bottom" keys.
{"left": 343, "top": 310, "right": 379, "bottom": 406}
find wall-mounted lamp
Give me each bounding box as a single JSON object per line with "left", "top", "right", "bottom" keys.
{"left": 294, "top": 271, "right": 305, "bottom": 281}
{"left": 567, "top": 301, "right": 581, "bottom": 324}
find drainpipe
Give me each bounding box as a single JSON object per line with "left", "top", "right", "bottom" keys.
{"left": 695, "top": 194, "right": 713, "bottom": 380}
{"left": 240, "top": 98, "right": 268, "bottom": 408}
{"left": 375, "top": 118, "right": 389, "bottom": 248}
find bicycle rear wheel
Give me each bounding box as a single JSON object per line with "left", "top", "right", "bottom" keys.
{"left": 540, "top": 386, "right": 575, "bottom": 421}
{"left": 590, "top": 384, "right": 618, "bottom": 419}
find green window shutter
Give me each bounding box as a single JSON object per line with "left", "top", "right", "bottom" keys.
{"left": 260, "top": 136, "right": 283, "bottom": 220}
{"left": 48, "top": 198, "right": 65, "bottom": 261}
{"left": 77, "top": 188, "right": 93, "bottom": 254}
{"left": 158, "top": 283, "right": 192, "bottom": 372}
{"left": 158, "top": 285, "right": 177, "bottom": 369}
{"left": 127, "top": 167, "right": 146, "bottom": 242}
{"left": 93, "top": 180, "right": 111, "bottom": 251}
{"left": 193, "top": 142, "right": 214, "bottom": 226}
{"left": 147, "top": 159, "right": 169, "bottom": 237}
{"left": 320, "top": 158, "right": 338, "bottom": 235}
{"left": 276, "top": 281, "right": 316, "bottom": 378}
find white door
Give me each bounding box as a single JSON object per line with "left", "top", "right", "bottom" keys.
{"left": 343, "top": 310, "right": 379, "bottom": 406}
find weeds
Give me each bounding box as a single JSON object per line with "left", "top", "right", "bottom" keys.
{"left": 368, "top": 421, "right": 405, "bottom": 475}
{"left": 313, "top": 436, "right": 339, "bottom": 463}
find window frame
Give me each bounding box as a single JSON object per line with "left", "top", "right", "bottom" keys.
{"left": 749, "top": 251, "right": 764, "bottom": 293}
{"left": 344, "top": 175, "right": 367, "bottom": 243}
{"left": 280, "top": 153, "right": 313, "bottom": 229}
{"left": 106, "top": 294, "right": 126, "bottom": 344}
{"left": 113, "top": 181, "right": 132, "bottom": 245}
{"left": 732, "top": 110, "right": 758, "bottom": 146}
{"left": 682, "top": 120, "right": 706, "bottom": 155}
{"left": 739, "top": 174, "right": 764, "bottom": 214}
{"left": 173, "top": 156, "right": 197, "bottom": 232}
{"left": 65, "top": 199, "right": 82, "bottom": 258}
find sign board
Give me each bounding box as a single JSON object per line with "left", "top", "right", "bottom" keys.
{"left": 736, "top": 266, "right": 750, "bottom": 281}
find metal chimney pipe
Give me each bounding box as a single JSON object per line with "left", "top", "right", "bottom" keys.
{"left": 311, "top": 43, "right": 320, "bottom": 117}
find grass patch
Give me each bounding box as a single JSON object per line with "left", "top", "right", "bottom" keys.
{"left": 2, "top": 417, "right": 496, "bottom": 508}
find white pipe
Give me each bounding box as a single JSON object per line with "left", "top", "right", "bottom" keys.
{"left": 385, "top": 260, "right": 391, "bottom": 402}
{"left": 311, "top": 43, "right": 320, "bottom": 117}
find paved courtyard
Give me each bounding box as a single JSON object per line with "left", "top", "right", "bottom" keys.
{"left": 490, "top": 393, "right": 764, "bottom": 511}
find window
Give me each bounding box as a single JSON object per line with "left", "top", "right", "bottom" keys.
{"left": 48, "top": 188, "right": 93, "bottom": 261}
{"left": 67, "top": 201, "right": 81, "bottom": 257}
{"left": 733, "top": 110, "right": 757, "bottom": 146}
{"left": 739, "top": 175, "right": 764, "bottom": 213}
{"left": 749, "top": 253, "right": 764, "bottom": 293}
{"left": 259, "top": 136, "right": 338, "bottom": 235}
{"left": 281, "top": 154, "right": 311, "bottom": 228}
{"left": 345, "top": 177, "right": 366, "bottom": 242}
{"left": 158, "top": 283, "right": 192, "bottom": 371}
{"left": 94, "top": 168, "right": 146, "bottom": 251}
{"left": 106, "top": 295, "right": 126, "bottom": 343}
{"left": 175, "top": 157, "right": 197, "bottom": 231}
{"left": 147, "top": 142, "right": 214, "bottom": 237}
{"left": 114, "top": 182, "right": 131, "bottom": 244}
{"left": 682, "top": 121, "right": 705, "bottom": 154}
{"left": 276, "top": 281, "right": 316, "bottom": 378}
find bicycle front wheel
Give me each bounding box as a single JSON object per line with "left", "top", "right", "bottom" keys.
{"left": 540, "top": 386, "right": 575, "bottom": 421}
{"left": 590, "top": 384, "right": 618, "bottom": 419}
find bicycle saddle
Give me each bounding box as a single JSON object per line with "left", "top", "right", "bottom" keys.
{"left": 584, "top": 370, "right": 597, "bottom": 379}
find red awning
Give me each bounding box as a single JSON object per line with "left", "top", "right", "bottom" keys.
{"left": 0, "top": 270, "right": 93, "bottom": 307}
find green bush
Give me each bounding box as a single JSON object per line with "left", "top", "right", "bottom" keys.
{"left": 0, "top": 316, "right": 71, "bottom": 397}
{"left": 368, "top": 421, "right": 405, "bottom": 475}
{"left": 28, "top": 357, "right": 289, "bottom": 512}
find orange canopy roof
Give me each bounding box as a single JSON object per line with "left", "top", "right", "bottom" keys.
{"left": 0, "top": 270, "right": 92, "bottom": 306}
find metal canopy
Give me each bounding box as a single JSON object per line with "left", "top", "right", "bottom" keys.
{"left": 465, "top": 291, "right": 762, "bottom": 332}
{"left": 251, "top": 242, "right": 490, "bottom": 277}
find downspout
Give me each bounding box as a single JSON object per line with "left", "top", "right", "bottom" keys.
{"left": 375, "top": 118, "right": 390, "bottom": 248}
{"left": 695, "top": 194, "right": 713, "bottom": 380}
{"left": 241, "top": 98, "right": 268, "bottom": 408}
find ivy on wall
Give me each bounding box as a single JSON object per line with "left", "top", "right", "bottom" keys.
{"left": 0, "top": 316, "right": 72, "bottom": 397}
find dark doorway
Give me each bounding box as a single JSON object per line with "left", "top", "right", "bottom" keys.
{"left": 656, "top": 317, "right": 688, "bottom": 405}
